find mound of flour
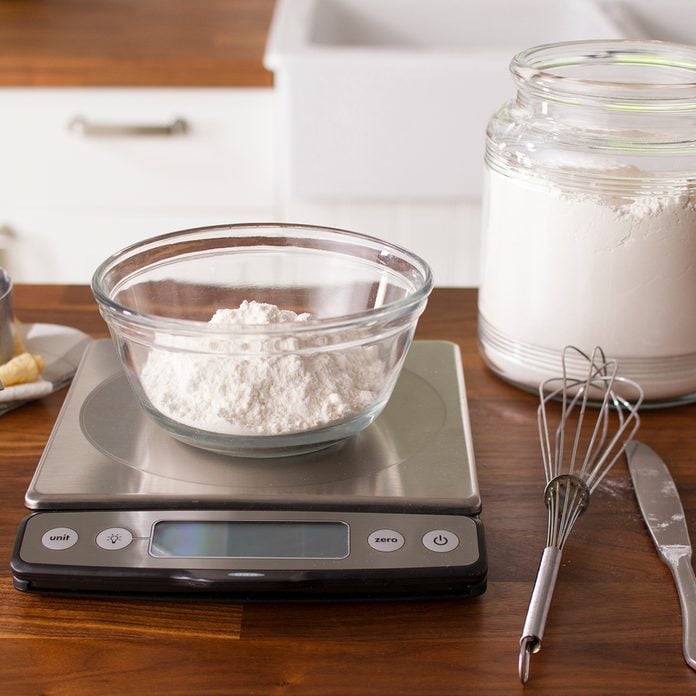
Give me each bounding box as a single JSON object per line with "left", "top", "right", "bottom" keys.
{"left": 140, "top": 300, "right": 386, "bottom": 435}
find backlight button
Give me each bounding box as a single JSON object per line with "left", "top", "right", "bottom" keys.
{"left": 96, "top": 527, "right": 133, "bottom": 550}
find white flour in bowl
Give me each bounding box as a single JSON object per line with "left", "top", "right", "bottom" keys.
{"left": 478, "top": 168, "right": 696, "bottom": 400}
{"left": 140, "top": 300, "right": 386, "bottom": 435}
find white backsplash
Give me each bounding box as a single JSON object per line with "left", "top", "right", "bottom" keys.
{"left": 278, "top": 197, "right": 482, "bottom": 287}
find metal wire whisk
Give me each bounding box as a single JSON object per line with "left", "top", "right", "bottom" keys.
{"left": 518, "top": 346, "right": 644, "bottom": 684}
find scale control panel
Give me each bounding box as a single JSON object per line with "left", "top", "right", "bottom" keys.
{"left": 12, "top": 509, "right": 487, "bottom": 599}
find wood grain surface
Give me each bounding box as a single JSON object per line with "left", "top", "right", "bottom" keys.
{"left": 1, "top": 285, "right": 695, "bottom": 695}
{"left": 0, "top": 0, "right": 275, "bottom": 87}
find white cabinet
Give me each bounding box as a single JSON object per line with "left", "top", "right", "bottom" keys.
{"left": 265, "top": 0, "right": 628, "bottom": 201}
{"left": 0, "top": 88, "right": 275, "bottom": 283}
{"left": 0, "top": 85, "right": 481, "bottom": 286}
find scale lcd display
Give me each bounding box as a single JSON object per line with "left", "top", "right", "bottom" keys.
{"left": 150, "top": 520, "right": 349, "bottom": 559}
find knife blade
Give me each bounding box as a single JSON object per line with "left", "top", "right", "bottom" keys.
{"left": 626, "top": 441, "right": 696, "bottom": 671}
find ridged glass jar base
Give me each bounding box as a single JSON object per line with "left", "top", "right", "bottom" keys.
{"left": 479, "top": 313, "right": 696, "bottom": 407}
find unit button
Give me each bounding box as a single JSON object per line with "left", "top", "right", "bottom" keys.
{"left": 96, "top": 527, "right": 133, "bottom": 550}
{"left": 41, "top": 527, "right": 78, "bottom": 550}
{"left": 368, "top": 529, "right": 405, "bottom": 552}
{"left": 422, "top": 529, "right": 459, "bottom": 553}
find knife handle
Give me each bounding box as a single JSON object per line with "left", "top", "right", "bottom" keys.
{"left": 668, "top": 551, "right": 696, "bottom": 670}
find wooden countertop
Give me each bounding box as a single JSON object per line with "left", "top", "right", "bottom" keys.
{"left": 2, "top": 285, "right": 696, "bottom": 694}
{"left": 0, "top": 0, "right": 276, "bottom": 87}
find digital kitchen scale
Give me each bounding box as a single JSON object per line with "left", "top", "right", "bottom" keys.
{"left": 11, "top": 339, "right": 487, "bottom": 600}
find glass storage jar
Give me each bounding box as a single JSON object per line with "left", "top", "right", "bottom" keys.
{"left": 478, "top": 40, "right": 696, "bottom": 405}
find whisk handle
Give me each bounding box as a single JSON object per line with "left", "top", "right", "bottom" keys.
{"left": 519, "top": 546, "right": 562, "bottom": 684}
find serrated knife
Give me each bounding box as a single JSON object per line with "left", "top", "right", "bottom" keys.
{"left": 626, "top": 441, "right": 696, "bottom": 671}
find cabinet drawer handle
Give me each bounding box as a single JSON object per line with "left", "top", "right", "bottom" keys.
{"left": 68, "top": 116, "right": 189, "bottom": 137}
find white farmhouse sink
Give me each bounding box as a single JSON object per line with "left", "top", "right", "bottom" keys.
{"left": 264, "top": 0, "right": 628, "bottom": 200}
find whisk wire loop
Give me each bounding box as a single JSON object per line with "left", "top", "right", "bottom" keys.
{"left": 544, "top": 475, "right": 590, "bottom": 549}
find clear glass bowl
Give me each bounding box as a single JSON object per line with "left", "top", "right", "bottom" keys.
{"left": 91, "top": 223, "right": 433, "bottom": 457}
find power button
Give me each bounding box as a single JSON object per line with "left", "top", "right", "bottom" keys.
{"left": 422, "top": 529, "right": 459, "bottom": 553}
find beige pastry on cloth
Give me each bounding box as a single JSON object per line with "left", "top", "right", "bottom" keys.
{"left": 0, "top": 327, "right": 45, "bottom": 389}
{"left": 0, "top": 352, "right": 45, "bottom": 388}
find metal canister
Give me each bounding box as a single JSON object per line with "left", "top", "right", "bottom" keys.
{"left": 0, "top": 267, "right": 14, "bottom": 366}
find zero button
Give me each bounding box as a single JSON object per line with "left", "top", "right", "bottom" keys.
{"left": 368, "top": 529, "right": 405, "bottom": 552}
